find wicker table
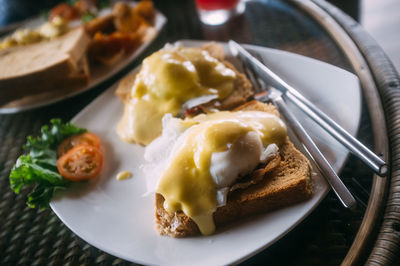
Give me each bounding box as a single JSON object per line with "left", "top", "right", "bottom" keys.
{"left": 1, "top": 0, "right": 399, "bottom": 265}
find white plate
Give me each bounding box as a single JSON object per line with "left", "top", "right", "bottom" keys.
{"left": 0, "top": 6, "right": 166, "bottom": 114}
{"left": 50, "top": 40, "right": 361, "bottom": 266}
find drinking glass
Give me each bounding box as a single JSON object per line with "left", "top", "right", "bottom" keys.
{"left": 195, "top": 0, "right": 245, "bottom": 25}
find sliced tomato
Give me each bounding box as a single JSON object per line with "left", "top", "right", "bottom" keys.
{"left": 57, "top": 144, "right": 103, "bottom": 181}
{"left": 49, "top": 3, "right": 80, "bottom": 21}
{"left": 58, "top": 132, "right": 101, "bottom": 157}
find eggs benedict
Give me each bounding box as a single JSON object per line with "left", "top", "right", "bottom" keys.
{"left": 144, "top": 109, "right": 288, "bottom": 235}
{"left": 149, "top": 101, "right": 313, "bottom": 237}
{"left": 116, "top": 44, "right": 253, "bottom": 145}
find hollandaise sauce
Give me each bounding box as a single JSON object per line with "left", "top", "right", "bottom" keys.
{"left": 117, "top": 45, "right": 237, "bottom": 145}
{"left": 156, "top": 111, "right": 287, "bottom": 235}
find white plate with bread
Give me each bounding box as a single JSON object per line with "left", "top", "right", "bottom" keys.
{"left": 0, "top": 1, "right": 166, "bottom": 114}
{"left": 50, "top": 40, "right": 361, "bottom": 266}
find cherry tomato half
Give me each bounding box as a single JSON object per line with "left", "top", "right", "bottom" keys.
{"left": 58, "top": 132, "right": 101, "bottom": 157}
{"left": 49, "top": 3, "right": 80, "bottom": 21}
{"left": 57, "top": 144, "right": 103, "bottom": 181}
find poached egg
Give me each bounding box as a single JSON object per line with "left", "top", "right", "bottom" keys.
{"left": 143, "top": 111, "right": 287, "bottom": 235}
{"left": 117, "top": 44, "right": 237, "bottom": 145}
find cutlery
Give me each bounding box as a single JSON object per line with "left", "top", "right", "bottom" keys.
{"left": 240, "top": 56, "right": 356, "bottom": 209}
{"left": 229, "top": 40, "right": 387, "bottom": 177}
{"left": 258, "top": 88, "right": 356, "bottom": 209}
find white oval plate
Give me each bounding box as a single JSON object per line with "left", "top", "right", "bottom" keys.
{"left": 50, "top": 40, "right": 361, "bottom": 266}
{"left": 0, "top": 5, "right": 166, "bottom": 114}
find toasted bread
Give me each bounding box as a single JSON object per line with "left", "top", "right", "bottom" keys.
{"left": 155, "top": 100, "right": 313, "bottom": 237}
{"left": 0, "top": 27, "right": 90, "bottom": 103}
{"left": 0, "top": 55, "right": 90, "bottom": 107}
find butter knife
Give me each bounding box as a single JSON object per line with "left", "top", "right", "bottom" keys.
{"left": 228, "top": 40, "right": 387, "bottom": 177}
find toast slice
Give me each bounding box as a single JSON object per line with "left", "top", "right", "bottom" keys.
{"left": 0, "top": 53, "right": 90, "bottom": 105}
{"left": 155, "top": 100, "right": 313, "bottom": 237}
{"left": 1, "top": 56, "right": 90, "bottom": 108}
{"left": 0, "top": 27, "right": 90, "bottom": 102}
{"left": 115, "top": 42, "right": 253, "bottom": 109}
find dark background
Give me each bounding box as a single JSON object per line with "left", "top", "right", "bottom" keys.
{"left": 0, "top": 0, "right": 360, "bottom": 26}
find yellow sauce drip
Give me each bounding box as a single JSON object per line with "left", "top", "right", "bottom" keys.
{"left": 116, "top": 171, "right": 132, "bottom": 181}
{"left": 156, "top": 111, "right": 287, "bottom": 235}
{"left": 117, "top": 46, "right": 237, "bottom": 145}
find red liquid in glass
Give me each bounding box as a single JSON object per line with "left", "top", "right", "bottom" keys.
{"left": 195, "top": 0, "right": 239, "bottom": 11}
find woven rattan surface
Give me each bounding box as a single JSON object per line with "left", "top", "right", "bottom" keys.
{"left": 0, "top": 0, "right": 395, "bottom": 265}
{"left": 311, "top": 1, "right": 400, "bottom": 264}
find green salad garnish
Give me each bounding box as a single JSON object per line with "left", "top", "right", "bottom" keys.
{"left": 9, "top": 119, "right": 86, "bottom": 209}
{"left": 81, "top": 13, "right": 97, "bottom": 23}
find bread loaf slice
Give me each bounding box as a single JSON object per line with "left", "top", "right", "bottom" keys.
{"left": 0, "top": 54, "right": 90, "bottom": 106}
{"left": 0, "top": 27, "right": 90, "bottom": 102}
{"left": 155, "top": 100, "right": 313, "bottom": 237}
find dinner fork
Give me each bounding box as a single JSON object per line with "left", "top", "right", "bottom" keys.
{"left": 229, "top": 40, "right": 387, "bottom": 177}
{"left": 240, "top": 55, "right": 357, "bottom": 210}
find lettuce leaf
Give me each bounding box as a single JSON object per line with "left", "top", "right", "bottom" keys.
{"left": 9, "top": 119, "right": 86, "bottom": 209}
